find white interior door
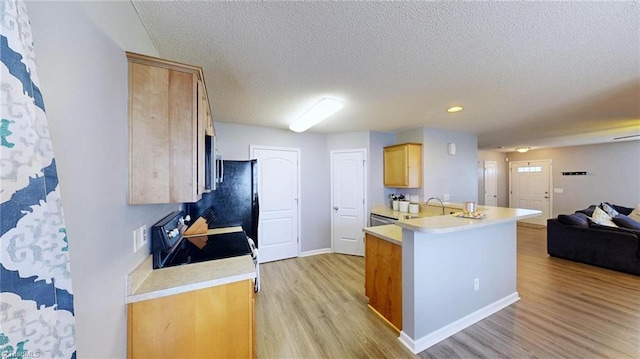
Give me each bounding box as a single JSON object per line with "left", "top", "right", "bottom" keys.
{"left": 251, "top": 146, "right": 300, "bottom": 263}
{"left": 484, "top": 161, "right": 498, "bottom": 206}
{"left": 509, "top": 160, "right": 552, "bottom": 226}
{"left": 331, "top": 149, "right": 366, "bottom": 256}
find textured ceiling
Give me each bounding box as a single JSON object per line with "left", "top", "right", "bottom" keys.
{"left": 131, "top": 1, "right": 640, "bottom": 151}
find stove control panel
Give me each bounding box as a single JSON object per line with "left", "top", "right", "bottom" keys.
{"left": 150, "top": 211, "right": 188, "bottom": 253}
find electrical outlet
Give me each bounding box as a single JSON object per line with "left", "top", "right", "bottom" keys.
{"left": 140, "top": 225, "right": 148, "bottom": 249}
{"left": 474, "top": 278, "right": 480, "bottom": 291}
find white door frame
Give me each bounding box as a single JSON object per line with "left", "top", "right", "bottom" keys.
{"left": 330, "top": 148, "right": 368, "bottom": 255}
{"left": 250, "top": 145, "right": 302, "bottom": 258}
{"left": 509, "top": 159, "right": 553, "bottom": 224}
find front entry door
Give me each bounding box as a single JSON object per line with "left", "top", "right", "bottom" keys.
{"left": 484, "top": 161, "right": 498, "bottom": 206}
{"left": 509, "top": 160, "right": 552, "bottom": 226}
{"left": 251, "top": 146, "right": 300, "bottom": 263}
{"left": 331, "top": 149, "right": 366, "bottom": 256}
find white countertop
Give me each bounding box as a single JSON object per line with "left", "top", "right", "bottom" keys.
{"left": 371, "top": 202, "right": 480, "bottom": 220}
{"left": 363, "top": 224, "right": 402, "bottom": 245}
{"left": 126, "top": 226, "right": 256, "bottom": 303}
{"left": 395, "top": 206, "right": 541, "bottom": 233}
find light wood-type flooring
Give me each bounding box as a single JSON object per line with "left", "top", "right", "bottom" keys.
{"left": 256, "top": 226, "right": 640, "bottom": 358}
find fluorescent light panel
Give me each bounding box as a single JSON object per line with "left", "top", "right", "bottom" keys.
{"left": 289, "top": 98, "right": 344, "bottom": 132}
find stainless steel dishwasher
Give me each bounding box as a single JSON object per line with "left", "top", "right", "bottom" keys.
{"left": 370, "top": 213, "right": 397, "bottom": 226}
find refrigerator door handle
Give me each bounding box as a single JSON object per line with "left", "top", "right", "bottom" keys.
{"left": 220, "top": 158, "right": 224, "bottom": 183}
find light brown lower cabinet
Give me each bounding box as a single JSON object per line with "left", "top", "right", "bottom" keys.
{"left": 365, "top": 233, "right": 402, "bottom": 331}
{"left": 127, "top": 279, "right": 255, "bottom": 359}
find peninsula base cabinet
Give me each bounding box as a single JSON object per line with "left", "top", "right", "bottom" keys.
{"left": 365, "top": 233, "right": 402, "bottom": 331}
{"left": 127, "top": 280, "right": 255, "bottom": 359}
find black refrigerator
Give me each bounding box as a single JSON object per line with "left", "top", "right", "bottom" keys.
{"left": 184, "top": 160, "right": 259, "bottom": 246}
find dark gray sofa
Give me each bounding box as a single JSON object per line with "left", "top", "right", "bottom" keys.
{"left": 547, "top": 204, "right": 640, "bottom": 275}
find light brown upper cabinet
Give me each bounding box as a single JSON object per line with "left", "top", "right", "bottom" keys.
{"left": 383, "top": 143, "right": 422, "bottom": 188}
{"left": 126, "top": 52, "right": 213, "bottom": 204}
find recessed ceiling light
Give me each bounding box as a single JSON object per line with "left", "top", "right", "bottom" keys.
{"left": 447, "top": 106, "right": 463, "bottom": 113}
{"left": 516, "top": 147, "right": 530, "bottom": 153}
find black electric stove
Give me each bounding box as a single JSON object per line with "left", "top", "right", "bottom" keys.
{"left": 151, "top": 211, "right": 251, "bottom": 269}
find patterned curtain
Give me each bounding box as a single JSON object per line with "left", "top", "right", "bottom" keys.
{"left": 1, "top": 1, "right": 76, "bottom": 358}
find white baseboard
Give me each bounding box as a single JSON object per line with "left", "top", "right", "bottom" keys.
{"left": 398, "top": 292, "right": 520, "bottom": 354}
{"left": 299, "top": 248, "right": 332, "bottom": 257}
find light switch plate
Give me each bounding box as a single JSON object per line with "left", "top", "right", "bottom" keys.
{"left": 133, "top": 229, "right": 140, "bottom": 252}
{"left": 140, "top": 225, "right": 147, "bottom": 249}
{"left": 133, "top": 225, "right": 147, "bottom": 252}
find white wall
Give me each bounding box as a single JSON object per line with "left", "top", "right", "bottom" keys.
{"left": 369, "top": 131, "right": 397, "bottom": 209}
{"left": 423, "top": 128, "right": 478, "bottom": 203}
{"left": 327, "top": 131, "right": 369, "bottom": 150}
{"left": 215, "top": 122, "right": 331, "bottom": 252}
{"left": 27, "top": 2, "right": 174, "bottom": 358}
{"left": 393, "top": 127, "right": 478, "bottom": 204}
{"left": 477, "top": 150, "right": 508, "bottom": 207}
{"left": 506, "top": 141, "right": 640, "bottom": 216}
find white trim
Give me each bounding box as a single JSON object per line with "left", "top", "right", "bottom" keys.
{"left": 250, "top": 145, "right": 302, "bottom": 259}
{"left": 398, "top": 292, "right": 520, "bottom": 354}
{"left": 299, "top": 248, "right": 332, "bottom": 257}
{"left": 330, "top": 148, "right": 368, "bottom": 256}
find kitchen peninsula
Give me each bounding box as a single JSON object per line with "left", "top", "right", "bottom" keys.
{"left": 363, "top": 206, "right": 540, "bottom": 354}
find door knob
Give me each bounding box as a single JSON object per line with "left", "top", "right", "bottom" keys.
{"left": 493, "top": 195, "right": 497, "bottom": 198}
{"left": 544, "top": 196, "right": 549, "bottom": 199}
{"left": 333, "top": 206, "right": 339, "bottom": 210}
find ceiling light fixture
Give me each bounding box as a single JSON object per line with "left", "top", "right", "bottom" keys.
{"left": 516, "top": 147, "right": 530, "bottom": 153}
{"left": 446, "top": 106, "right": 463, "bottom": 113}
{"left": 613, "top": 134, "right": 640, "bottom": 140}
{"left": 289, "top": 98, "right": 344, "bottom": 132}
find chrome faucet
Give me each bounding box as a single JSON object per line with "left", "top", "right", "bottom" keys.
{"left": 425, "top": 197, "right": 445, "bottom": 215}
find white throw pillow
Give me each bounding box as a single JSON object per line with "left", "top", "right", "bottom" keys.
{"left": 590, "top": 206, "right": 618, "bottom": 227}
{"left": 628, "top": 204, "right": 640, "bottom": 223}
{"left": 600, "top": 202, "right": 619, "bottom": 218}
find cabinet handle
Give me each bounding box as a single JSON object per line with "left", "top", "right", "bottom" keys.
{"left": 333, "top": 206, "right": 339, "bottom": 210}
